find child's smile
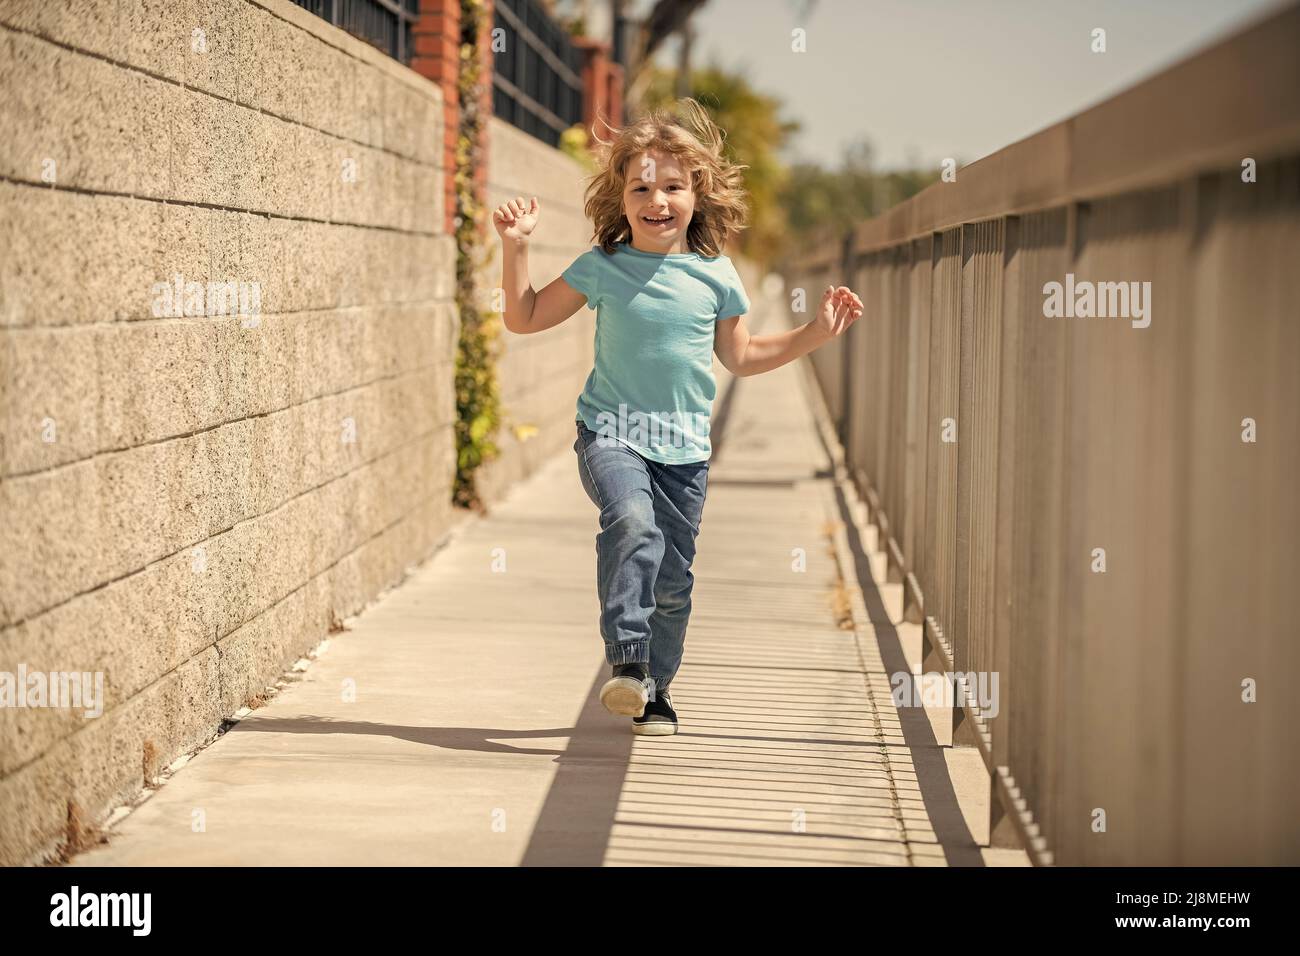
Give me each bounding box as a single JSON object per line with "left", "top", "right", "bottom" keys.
{"left": 624, "top": 149, "right": 695, "bottom": 254}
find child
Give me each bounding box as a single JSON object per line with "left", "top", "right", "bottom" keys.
{"left": 492, "top": 98, "right": 863, "bottom": 736}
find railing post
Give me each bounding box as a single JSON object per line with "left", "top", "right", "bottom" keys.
{"left": 838, "top": 227, "right": 854, "bottom": 451}
{"left": 989, "top": 215, "right": 1022, "bottom": 849}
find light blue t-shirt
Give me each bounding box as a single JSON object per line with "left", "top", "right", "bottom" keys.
{"left": 563, "top": 241, "right": 750, "bottom": 464}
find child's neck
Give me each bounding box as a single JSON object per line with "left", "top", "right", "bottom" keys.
{"left": 628, "top": 236, "right": 690, "bottom": 256}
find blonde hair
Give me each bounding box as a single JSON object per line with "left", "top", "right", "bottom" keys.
{"left": 582, "top": 98, "right": 749, "bottom": 258}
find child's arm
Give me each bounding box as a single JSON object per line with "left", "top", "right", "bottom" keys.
{"left": 492, "top": 196, "right": 587, "bottom": 335}
{"left": 715, "top": 285, "right": 863, "bottom": 377}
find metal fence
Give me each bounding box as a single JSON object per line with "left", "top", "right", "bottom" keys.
{"left": 492, "top": 0, "right": 584, "bottom": 148}
{"left": 785, "top": 3, "right": 1300, "bottom": 865}
{"left": 290, "top": 0, "right": 419, "bottom": 64}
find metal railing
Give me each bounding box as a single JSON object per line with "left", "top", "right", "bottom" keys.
{"left": 492, "top": 0, "right": 584, "bottom": 147}
{"left": 785, "top": 2, "right": 1300, "bottom": 866}
{"left": 291, "top": 0, "right": 419, "bottom": 64}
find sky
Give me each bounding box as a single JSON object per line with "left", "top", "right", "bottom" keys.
{"left": 586, "top": 0, "right": 1289, "bottom": 171}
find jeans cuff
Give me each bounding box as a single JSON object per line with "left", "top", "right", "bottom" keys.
{"left": 606, "top": 641, "right": 649, "bottom": 665}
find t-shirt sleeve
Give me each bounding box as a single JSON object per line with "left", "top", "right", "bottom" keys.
{"left": 716, "top": 259, "right": 750, "bottom": 319}
{"left": 562, "top": 248, "right": 600, "bottom": 309}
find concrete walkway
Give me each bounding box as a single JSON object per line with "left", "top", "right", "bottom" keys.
{"left": 70, "top": 299, "right": 1025, "bottom": 867}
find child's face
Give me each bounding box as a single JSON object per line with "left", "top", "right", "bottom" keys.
{"left": 623, "top": 150, "right": 695, "bottom": 253}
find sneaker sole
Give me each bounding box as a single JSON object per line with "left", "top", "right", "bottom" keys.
{"left": 632, "top": 720, "right": 678, "bottom": 736}
{"left": 600, "top": 677, "right": 648, "bottom": 717}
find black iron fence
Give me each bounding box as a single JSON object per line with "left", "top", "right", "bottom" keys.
{"left": 493, "top": 0, "right": 584, "bottom": 147}
{"left": 291, "top": 0, "right": 419, "bottom": 65}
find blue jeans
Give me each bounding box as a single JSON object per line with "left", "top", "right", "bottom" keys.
{"left": 573, "top": 418, "right": 710, "bottom": 694}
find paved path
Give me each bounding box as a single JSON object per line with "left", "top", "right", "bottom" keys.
{"left": 71, "top": 298, "right": 1025, "bottom": 867}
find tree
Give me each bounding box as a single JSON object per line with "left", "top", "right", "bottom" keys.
{"left": 780, "top": 137, "right": 941, "bottom": 249}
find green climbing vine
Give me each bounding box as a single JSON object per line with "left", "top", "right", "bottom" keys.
{"left": 452, "top": 0, "right": 501, "bottom": 511}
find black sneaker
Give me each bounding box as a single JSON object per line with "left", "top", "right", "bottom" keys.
{"left": 632, "top": 688, "right": 677, "bottom": 735}
{"left": 600, "top": 663, "right": 650, "bottom": 717}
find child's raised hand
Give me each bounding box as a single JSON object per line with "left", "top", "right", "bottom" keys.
{"left": 492, "top": 196, "right": 540, "bottom": 241}
{"left": 816, "top": 286, "right": 864, "bottom": 338}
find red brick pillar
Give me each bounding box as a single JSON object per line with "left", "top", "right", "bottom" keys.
{"left": 411, "top": 0, "right": 461, "bottom": 234}
{"left": 474, "top": 0, "right": 494, "bottom": 227}
{"left": 411, "top": 0, "right": 495, "bottom": 236}
{"left": 573, "top": 37, "right": 625, "bottom": 145}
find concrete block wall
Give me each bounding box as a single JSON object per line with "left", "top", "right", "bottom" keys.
{"left": 476, "top": 117, "right": 597, "bottom": 505}
{"left": 0, "top": 0, "right": 456, "bottom": 864}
